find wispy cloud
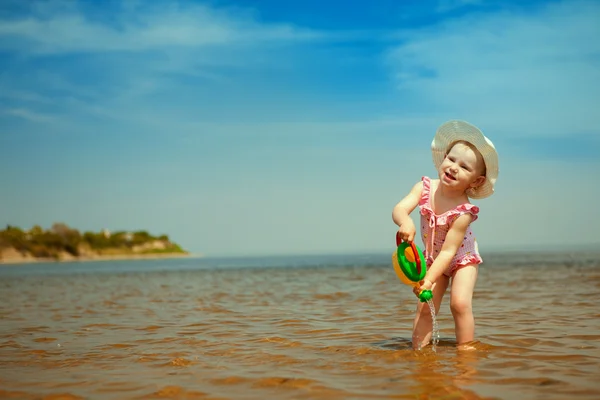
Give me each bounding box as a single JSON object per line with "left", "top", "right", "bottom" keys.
{"left": 2, "top": 107, "right": 57, "bottom": 123}
{"left": 2, "top": 0, "right": 597, "bottom": 143}
{"left": 0, "top": 0, "right": 364, "bottom": 133}
{"left": 387, "top": 0, "right": 600, "bottom": 138}
{"left": 0, "top": 1, "right": 323, "bottom": 55}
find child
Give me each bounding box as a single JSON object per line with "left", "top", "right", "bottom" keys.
{"left": 391, "top": 120, "right": 499, "bottom": 350}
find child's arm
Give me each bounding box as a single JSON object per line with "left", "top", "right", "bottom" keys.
{"left": 421, "top": 213, "right": 473, "bottom": 287}
{"left": 392, "top": 181, "right": 423, "bottom": 242}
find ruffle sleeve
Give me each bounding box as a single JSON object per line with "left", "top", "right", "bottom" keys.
{"left": 452, "top": 203, "right": 479, "bottom": 223}
{"left": 418, "top": 176, "right": 433, "bottom": 215}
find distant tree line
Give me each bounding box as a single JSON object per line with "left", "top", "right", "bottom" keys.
{"left": 0, "top": 223, "right": 184, "bottom": 259}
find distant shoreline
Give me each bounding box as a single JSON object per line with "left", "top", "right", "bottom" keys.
{"left": 0, "top": 223, "right": 195, "bottom": 266}
{"left": 0, "top": 252, "right": 200, "bottom": 266}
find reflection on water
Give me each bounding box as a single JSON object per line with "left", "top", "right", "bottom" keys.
{"left": 1, "top": 251, "right": 599, "bottom": 399}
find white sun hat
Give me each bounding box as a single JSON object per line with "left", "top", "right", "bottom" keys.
{"left": 431, "top": 120, "right": 499, "bottom": 199}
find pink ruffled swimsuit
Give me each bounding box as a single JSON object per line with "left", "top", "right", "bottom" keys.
{"left": 419, "top": 176, "right": 483, "bottom": 277}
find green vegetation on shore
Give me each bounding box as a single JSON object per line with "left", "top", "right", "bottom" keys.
{"left": 0, "top": 223, "right": 188, "bottom": 260}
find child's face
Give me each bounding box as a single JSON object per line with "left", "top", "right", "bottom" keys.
{"left": 438, "top": 143, "right": 486, "bottom": 193}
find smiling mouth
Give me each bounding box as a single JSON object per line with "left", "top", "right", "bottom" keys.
{"left": 445, "top": 172, "right": 456, "bottom": 181}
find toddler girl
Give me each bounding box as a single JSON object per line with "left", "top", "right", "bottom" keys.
{"left": 392, "top": 120, "right": 499, "bottom": 350}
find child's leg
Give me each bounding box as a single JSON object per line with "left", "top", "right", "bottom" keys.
{"left": 449, "top": 265, "right": 479, "bottom": 346}
{"left": 411, "top": 275, "right": 449, "bottom": 349}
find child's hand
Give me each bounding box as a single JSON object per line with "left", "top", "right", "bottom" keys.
{"left": 397, "top": 219, "right": 416, "bottom": 243}
{"left": 413, "top": 279, "right": 434, "bottom": 298}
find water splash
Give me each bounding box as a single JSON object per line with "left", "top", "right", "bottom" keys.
{"left": 426, "top": 298, "right": 440, "bottom": 352}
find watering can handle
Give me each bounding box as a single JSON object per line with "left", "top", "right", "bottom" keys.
{"left": 395, "top": 231, "right": 423, "bottom": 277}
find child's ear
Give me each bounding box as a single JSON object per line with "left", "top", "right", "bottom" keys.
{"left": 471, "top": 175, "right": 486, "bottom": 188}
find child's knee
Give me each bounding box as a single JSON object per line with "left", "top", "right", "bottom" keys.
{"left": 450, "top": 297, "right": 472, "bottom": 316}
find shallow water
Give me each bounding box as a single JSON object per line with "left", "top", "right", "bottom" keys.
{"left": 1, "top": 251, "right": 599, "bottom": 399}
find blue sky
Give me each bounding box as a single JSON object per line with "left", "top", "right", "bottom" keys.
{"left": 1, "top": 0, "right": 599, "bottom": 256}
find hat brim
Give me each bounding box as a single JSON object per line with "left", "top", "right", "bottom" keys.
{"left": 431, "top": 120, "right": 499, "bottom": 199}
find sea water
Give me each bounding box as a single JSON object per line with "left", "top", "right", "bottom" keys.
{"left": 1, "top": 252, "right": 600, "bottom": 399}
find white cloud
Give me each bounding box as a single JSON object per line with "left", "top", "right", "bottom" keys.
{"left": 2, "top": 107, "right": 57, "bottom": 123}
{"left": 0, "top": 1, "right": 323, "bottom": 54}
{"left": 387, "top": 0, "right": 600, "bottom": 138}
{"left": 0, "top": 0, "right": 357, "bottom": 130}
